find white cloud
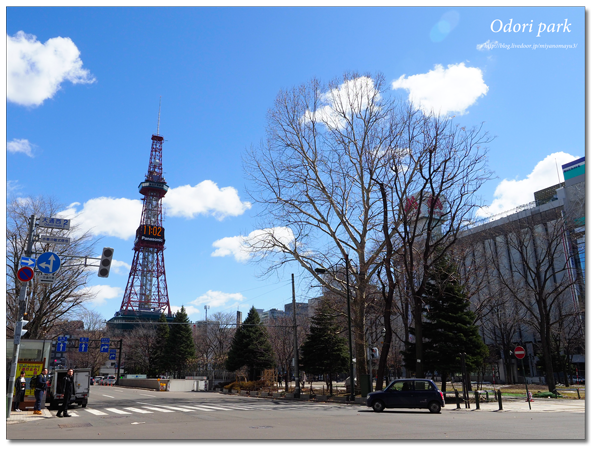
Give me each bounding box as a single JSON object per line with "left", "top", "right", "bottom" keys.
{"left": 7, "top": 31, "right": 96, "bottom": 107}
{"left": 83, "top": 285, "right": 122, "bottom": 305}
{"left": 211, "top": 227, "right": 295, "bottom": 263}
{"left": 107, "top": 258, "right": 130, "bottom": 276}
{"left": 164, "top": 180, "right": 251, "bottom": 220}
{"left": 7, "top": 139, "right": 34, "bottom": 157}
{"left": 477, "top": 152, "right": 579, "bottom": 218}
{"left": 58, "top": 198, "right": 142, "bottom": 240}
{"left": 170, "top": 305, "right": 201, "bottom": 317}
{"left": 187, "top": 290, "right": 246, "bottom": 309}
{"left": 392, "top": 63, "right": 489, "bottom": 116}
{"left": 303, "top": 76, "right": 380, "bottom": 129}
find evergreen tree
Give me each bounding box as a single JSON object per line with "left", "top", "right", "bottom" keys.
{"left": 167, "top": 307, "right": 196, "bottom": 378}
{"left": 404, "top": 256, "right": 488, "bottom": 392}
{"left": 225, "top": 307, "right": 276, "bottom": 381}
{"left": 300, "top": 303, "right": 350, "bottom": 395}
{"left": 149, "top": 313, "right": 170, "bottom": 377}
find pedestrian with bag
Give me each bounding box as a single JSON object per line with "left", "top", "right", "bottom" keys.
{"left": 57, "top": 369, "right": 75, "bottom": 418}
{"left": 13, "top": 370, "right": 27, "bottom": 412}
{"left": 33, "top": 368, "right": 48, "bottom": 415}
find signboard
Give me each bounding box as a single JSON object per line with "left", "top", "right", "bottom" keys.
{"left": 79, "top": 337, "right": 89, "bottom": 353}
{"left": 20, "top": 257, "right": 36, "bottom": 268}
{"left": 39, "top": 235, "right": 71, "bottom": 245}
{"left": 100, "top": 337, "right": 110, "bottom": 353}
{"left": 38, "top": 273, "right": 56, "bottom": 284}
{"left": 514, "top": 346, "right": 526, "bottom": 360}
{"left": 38, "top": 217, "right": 70, "bottom": 230}
{"left": 109, "top": 349, "right": 117, "bottom": 360}
{"left": 57, "top": 335, "right": 67, "bottom": 352}
{"left": 17, "top": 267, "right": 34, "bottom": 283}
{"left": 37, "top": 252, "right": 61, "bottom": 274}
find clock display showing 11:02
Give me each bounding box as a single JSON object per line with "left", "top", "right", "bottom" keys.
{"left": 136, "top": 224, "right": 165, "bottom": 243}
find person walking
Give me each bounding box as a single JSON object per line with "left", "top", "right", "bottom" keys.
{"left": 33, "top": 368, "right": 49, "bottom": 415}
{"left": 57, "top": 369, "right": 75, "bottom": 418}
{"left": 13, "top": 370, "right": 27, "bottom": 412}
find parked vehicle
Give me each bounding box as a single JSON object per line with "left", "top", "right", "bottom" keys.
{"left": 94, "top": 376, "right": 104, "bottom": 386}
{"left": 106, "top": 375, "right": 116, "bottom": 385}
{"left": 46, "top": 368, "right": 91, "bottom": 409}
{"left": 90, "top": 377, "right": 95, "bottom": 386}
{"left": 367, "top": 379, "right": 445, "bottom": 413}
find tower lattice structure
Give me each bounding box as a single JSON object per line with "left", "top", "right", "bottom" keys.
{"left": 120, "top": 127, "right": 171, "bottom": 316}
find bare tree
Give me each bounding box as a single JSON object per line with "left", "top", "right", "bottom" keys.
{"left": 6, "top": 196, "right": 99, "bottom": 339}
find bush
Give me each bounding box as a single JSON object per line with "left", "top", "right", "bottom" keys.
{"left": 223, "top": 380, "right": 269, "bottom": 391}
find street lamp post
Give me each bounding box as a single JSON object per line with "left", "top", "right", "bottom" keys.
{"left": 315, "top": 253, "right": 355, "bottom": 401}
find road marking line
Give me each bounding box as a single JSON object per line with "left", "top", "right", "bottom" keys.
{"left": 139, "top": 394, "right": 156, "bottom": 398}
{"left": 105, "top": 408, "right": 131, "bottom": 414}
{"left": 124, "top": 407, "right": 153, "bottom": 414}
{"left": 102, "top": 395, "right": 115, "bottom": 399}
{"left": 149, "top": 405, "right": 195, "bottom": 412}
{"left": 189, "top": 404, "right": 232, "bottom": 411}
{"left": 140, "top": 406, "right": 174, "bottom": 413}
{"left": 178, "top": 405, "right": 215, "bottom": 412}
{"left": 85, "top": 409, "right": 109, "bottom": 416}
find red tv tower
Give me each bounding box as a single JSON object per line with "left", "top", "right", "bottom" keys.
{"left": 120, "top": 102, "right": 171, "bottom": 317}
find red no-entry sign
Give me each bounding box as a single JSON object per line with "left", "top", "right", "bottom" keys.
{"left": 514, "top": 346, "right": 526, "bottom": 359}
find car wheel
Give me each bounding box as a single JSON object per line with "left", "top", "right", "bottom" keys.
{"left": 428, "top": 401, "right": 441, "bottom": 413}
{"left": 372, "top": 400, "right": 385, "bottom": 413}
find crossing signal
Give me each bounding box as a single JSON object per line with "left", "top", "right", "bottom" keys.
{"left": 370, "top": 347, "right": 379, "bottom": 360}
{"left": 98, "top": 248, "right": 114, "bottom": 278}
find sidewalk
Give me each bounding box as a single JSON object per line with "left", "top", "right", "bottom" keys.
{"left": 6, "top": 407, "right": 53, "bottom": 425}
{"left": 447, "top": 397, "right": 586, "bottom": 413}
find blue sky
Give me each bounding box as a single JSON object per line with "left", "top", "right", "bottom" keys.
{"left": 5, "top": 5, "right": 589, "bottom": 325}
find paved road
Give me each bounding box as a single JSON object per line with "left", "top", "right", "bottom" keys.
{"left": 7, "top": 386, "right": 585, "bottom": 440}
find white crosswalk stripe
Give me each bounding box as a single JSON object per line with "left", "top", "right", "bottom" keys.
{"left": 74, "top": 401, "right": 333, "bottom": 418}
{"left": 84, "top": 409, "right": 108, "bottom": 416}
{"left": 140, "top": 406, "right": 174, "bottom": 412}
{"left": 105, "top": 408, "right": 131, "bottom": 414}
{"left": 124, "top": 407, "right": 153, "bottom": 414}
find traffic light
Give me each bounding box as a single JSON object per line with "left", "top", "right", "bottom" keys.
{"left": 370, "top": 347, "right": 379, "bottom": 359}
{"left": 98, "top": 247, "right": 114, "bottom": 278}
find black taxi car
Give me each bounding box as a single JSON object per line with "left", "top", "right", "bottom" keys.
{"left": 366, "top": 378, "right": 445, "bottom": 413}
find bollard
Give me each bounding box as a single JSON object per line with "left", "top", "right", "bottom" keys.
{"left": 577, "top": 388, "right": 581, "bottom": 399}
{"left": 475, "top": 390, "right": 480, "bottom": 410}
{"left": 497, "top": 389, "right": 503, "bottom": 410}
{"left": 485, "top": 390, "right": 489, "bottom": 402}
{"left": 455, "top": 390, "right": 460, "bottom": 409}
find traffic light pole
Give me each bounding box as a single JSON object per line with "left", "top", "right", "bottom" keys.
{"left": 6, "top": 215, "right": 36, "bottom": 419}
{"left": 292, "top": 274, "right": 300, "bottom": 398}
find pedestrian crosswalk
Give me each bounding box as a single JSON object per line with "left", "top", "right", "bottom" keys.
{"left": 63, "top": 401, "right": 333, "bottom": 418}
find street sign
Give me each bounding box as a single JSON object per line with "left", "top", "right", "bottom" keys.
{"left": 56, "top": 342, "right": 66, "bottom": 352}
{"left": 79, "top": 337, "right": 89, "bottom": 353}
{"left": 39, "top": 217, "right": 70, "bottom": 230}
{"left": 37, "top": 252, "right": 61, "bottom": 274}
{"left": 39, "top": 235, "right": 71, "bottom": 245}
{"left": 20, "top": 256, "right": 36, "bottom": 268}
{"left": 17, "top": 267, "right": 35, "bottom": 282}
{"left": 38, "top": 273, "right": 56, "bottom": 284}
{"left": 58, "top": 336, "right": 68, "bottom": 341}
{"left": 514, "top": 346, "right": 526, "bottom": 359}
{"left": 100, "top": 337, "right": 110, "bottom": 353}
{"left": 109, "top": 349, "right": 116, "bottom": 360}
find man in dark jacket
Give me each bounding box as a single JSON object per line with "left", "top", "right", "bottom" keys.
{"left": 57, "top": 369, "right": 75, "bottom": 418}
{"left": 33, "top": 368, "right": 48, "bottom": 415}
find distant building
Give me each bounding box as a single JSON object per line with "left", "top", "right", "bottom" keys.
{"left": 259, "top": 308, "right": 286, "bottom": 323}
{"left": 284, "top": 302, "right": 308, "bottom": 317}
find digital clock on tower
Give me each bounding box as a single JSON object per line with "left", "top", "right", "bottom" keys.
{"left": 136, "top": 224, "right": 165, "bottom": 245}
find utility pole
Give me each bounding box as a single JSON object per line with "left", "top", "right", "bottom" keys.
{"left": 292, "top": 274, "right": 301, "bottom": 398}
{"left": 7, "top": 215, "right": 36, "bottom": 418}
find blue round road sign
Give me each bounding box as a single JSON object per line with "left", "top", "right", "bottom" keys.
{"left": 37, "top": 251, "right": 61, "bottom": 274}
{"left": 17, "top": 266, "right": 34, "bottom": 282}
